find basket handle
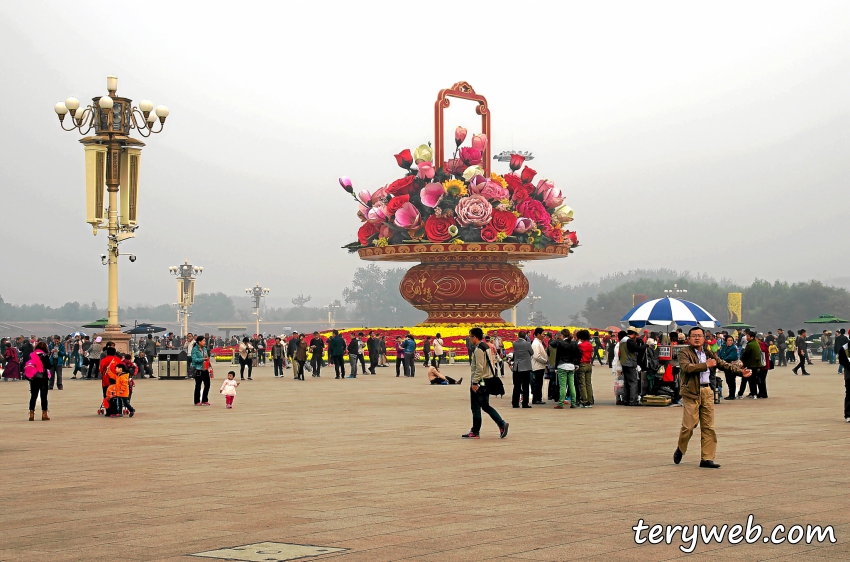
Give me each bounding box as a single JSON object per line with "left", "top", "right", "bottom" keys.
{"left": 434, "top": 81, "right": 491, "bottom": 177}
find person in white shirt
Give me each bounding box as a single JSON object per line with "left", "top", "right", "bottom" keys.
{"left": 219, "top": 371, "right": 240, "bottom": 409}
{"left": 530, "top": 328, "right": 549, "bottom": 404}
{"left": 433, "top": 334, "right": 444, "bottom": 368}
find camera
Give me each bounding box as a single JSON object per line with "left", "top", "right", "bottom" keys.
{"left": 129, "top": 254, "right": 137, "bottom": 263}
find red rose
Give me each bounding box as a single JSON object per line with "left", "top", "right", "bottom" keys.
{"left": 387, "top": 176, "right": 414, "bottom": 196}
{"left": 445, "top": 158, "right": 467, "bottom": 176}
{"left": 490, "top": 210, "right": 516, "bottom": 236}
{"left": 394, "top": 149, "right": 413, "bottom": 169}
{"left": 460, "top": 147, "right": 482, "bottom": 166}
{"left": 424, "top": 215, "right": 456, "bottom": 242}
{"left": 480, "top": 224, "right": 499, "bottom": 243}
{"left": 565, "top": 230, "right": 578, "bottom": 245}
{"left": 511, "top": 183, "right": 533, "bottom": 204}
{"left": 503, "top": 173, "right": 523, "bottom": 193}
{"left": 358, "top": 222, "right": 379, "bottom": 245}
{"left": 544, "top": 225, "right": 564, "bottom": 243}
{"left": 386, "top": 195, "right": 409, "bottom": 216}
{"left": 520, "top": 166, "right": 537, "bottom": 184}
{"left": 517, "top": 199, "right": 551, "bottom": 227}
{"left": 509, "top": 153, "right": 525, "bottom": 171}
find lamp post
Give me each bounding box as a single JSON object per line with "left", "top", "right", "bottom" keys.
{"left": 246, "top": 283, "right": 269, "bottom": 336}
{"left": 54, "top": 75, "right": 169, "bottom": 353}
{"left": 325, "top": 300, "right": 342, "bottom": 329}
{"left": 169, "top": 260, "right": 203, "bottom": 338}
{"left": 526, "top": 291, "right": 542, "bottom": 325}
{"left": 664, "top": 284, "right": 688, "bottom": 296}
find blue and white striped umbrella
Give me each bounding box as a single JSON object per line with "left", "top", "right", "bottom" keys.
{"left": 621, "top": 297, "right": 720, "bottom": 328}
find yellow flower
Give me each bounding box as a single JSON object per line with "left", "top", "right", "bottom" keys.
{"left": 512, "top": 211, "right": 520, "bottom": 217}
{"left": 496, "top": 231, "right": 508, "bottom": 242}
{"left": 443, "top": 179, "right": 467, "bottom": 197}
{"left": 490, "top": 173, "right": 508, "bottom": 189}
{"left": 451, "top": 238, "right": 464, "bottom": 245}
{"left": 527, "top": 236, "right": 535, "bottom": 244}
{"left": 413, "top": 144, "right": 433, "bottom": 164}
{"left": 552, "top": 205, "right": 574, "bottom": 224}
{"left": 374, "top": 237, "right": 389, "bottom": 247}
{"left": 534, "top": 228, "right": 542, "bottom": 236}
{"left": 552, "top": 221, "right": 562, "bottom": 230}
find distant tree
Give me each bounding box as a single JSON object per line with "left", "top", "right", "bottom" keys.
{"left": 192, "top": 292, "right": 236, "bottom": 321}
{"left": 342, "top": 265, "right": 424, "bottom": 326}
{"left": 291, "top": 294, "right": 312, "bottom": 308}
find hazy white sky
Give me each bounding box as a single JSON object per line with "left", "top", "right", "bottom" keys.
{"left": 0, "top": 0, "right": 847, "bottom": 308}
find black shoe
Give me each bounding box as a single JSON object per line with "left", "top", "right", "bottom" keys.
{"left": 725, "top": 395, "right": 735, "bottom": 400}
{"left": 699, "top": 460, "right": 721, "bottom": 469}
{"left": 499, "top": 421, "right": 509, "bottom": 439}
{"left": 512, "top": 405, "right": 519, "bottom": 408}
{"left": 673, "top": 448, "right": 683, "bottom": 465}
{"left": 532, "top": 400, "right": 546, "bottom": 405}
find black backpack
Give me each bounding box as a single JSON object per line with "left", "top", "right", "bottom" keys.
{"left": 478, "top": 343, "right": 505, "bottom": 397}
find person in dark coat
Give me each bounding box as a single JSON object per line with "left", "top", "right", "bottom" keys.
{"left": 511, "top": 332, "right": 533, "bottom": 408}
{"left": 309, "top": 332, "right": 324, "bottom": 377}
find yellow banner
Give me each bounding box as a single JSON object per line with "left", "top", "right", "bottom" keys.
{"left": 727, "top": 292, "right": 742, "bottom": 323}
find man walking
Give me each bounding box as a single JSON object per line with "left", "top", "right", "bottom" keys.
{"left": 286, "top": 332, "right": 299, "bottom": 377}
{"left": 511, "top": 331, "right": 533, "bottom": 408}
{"left": 673, "top": 327, "right": 749, "bottom": 468}
{"left": 367, "top": 332, "right": 379, "bottom": 374}
{"left": 328, "top": 330, "right": 346, "bottom": 379}
{"left": 835, "top": 329, "right": 848, "bottom": 375}
{"left": 422, "top": 336, "right": 431, "bottom": 368}
{"left": 271, "top": 337, "right": 285, "bottom": 377}
{"left": 309, "top": 332, "right": 324, "bottom": 377}
{"left": 530, "top": 328, "right": 548, "bottom": 405}
{"left": 792, "top": 329, "right": 810, "bottom": 376}
{"left": 837, "top": 338, "right": 850, "bottom": 422}
{"left": 776, "top": 328, "right": 788, "bottom": 367}
{"left": 619, "top": 327, "right": 645, "bottom": 406}
{"left": 462, "top": 327, "right": 509, "bottom": 439}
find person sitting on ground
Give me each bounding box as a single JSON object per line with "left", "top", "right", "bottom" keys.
{"left": 427, "top": 359, "right": 462, "bottom": 385}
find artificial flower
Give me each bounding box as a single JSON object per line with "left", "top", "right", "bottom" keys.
{"left": 496, "top": 231, "right": 508, "bottom": 242}
{"left": 517, "top": 199, "right": 551, "bottom": 227}
{"left": 424, "top": 215, "right": 456, "bottom": 242}
{"left": 374, "top": 237, "right": 389, "bottom": 247}
{"left": 413, "top": 144, "right": 433, "bottom": 164}
{"left": 471, "top": 134, "right": 488, "bottom": 153}
{"left": 420, "top": 183, "right": 445, "bottom": 207}
{"left": 394, "top": 149, "right": 413, "bottom": 169}
{"left": 357, "top": 202, "right": 369, "bottom": 222}
{"left": 445, "top": 158, "right": 466, "bottom": 176}
{"left": 565, "top": 230, "right": 578, "bottom": 245}
{"left": 468, "top": 174, "right": 487, "bottom": 190}
{"left": 509, "top": 153, "right": 525, "bottom": 171}
{"left": 358, "top": 189, "right": 372, "bottom": 205}
{"left": 417, "top": 162, "right": 435, "bottom": 180}
{"left": 521, "top": 166, "right": 537, "bottom": 184}
{"left": 462, "top": 165, "right": 485, "bottom": 182}
{"left": 513, "top": 217, "right": 535, "bottom": 234}
{"left": 552, "top": 205, "right": 574, "bottom": 223}
{"left": 454, "top": 194, "right": 493, "bottom": 227}
{"left": 358, "top": 222, "right": 379, "bottom": 245}
{"left": 451, "top": 238, "right": 464, "bottom": 245}
{"left": 490, "top": 210, "right": 517, "bottom": 236}
{"left": 455, "top": 126, "right": 467, "bottom": 146}
{"left": 443, "top": 179, "right": 467, "bottom": 197}
{"left": 371, "top": 186, "right": 388, "bottom": 205}
{"left": 471, "top": 179, "right": 509, "bottom": 201}
{"left": 490, "top": 173, "right": 508, "bottom": 189}
{"left": 503, "top": 173, "right": 523, "bottom": 193}
{"left": 387, "top": 175, "right": 415, "bottom": 196}
{"left": 339, "top": 176, "right": 353, "bottom": 193}
{"left": 460, "top": 147, "right": 482, "bottom": 166}
{"left": 536, "top": 179, "right": 565, "bottom": 209}
{"left": 480, "top": 224, "right": 499, "bottom": 243}
{"left": 366, "top": 204, "right": 387, "bottom": 224}
{"left": 393, "top": 202, "right": 421, "bottom": 229}
{"left": 380, "top": 224, "right": 391, "bottom": 239}
{"left": 447, "top": 224, "right": 459, "bottom": 237}
{"left": 545, "top": 226, "right": 564, "bottom": 244}
{"left": 386, "top": 195, "right": 409, "bottom": 216}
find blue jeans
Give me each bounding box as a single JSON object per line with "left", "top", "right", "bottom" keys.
{"left": 470, "top": 386, "right": 504, "bottom": 434}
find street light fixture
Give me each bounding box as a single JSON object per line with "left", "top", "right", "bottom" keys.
{"left": 170, "top": 260, "right": 203, "bottom": 338}
{"left": 54, "top": 75, "right": 169, "bottom": 353}
{"left": 246, "top": 283, "right": 270, "bottom": 336}
{"left": 493, "top": 150, "right": 534, "bottom": 162}
{"left": 664, "top": 284, "right": 688, "bottom": 296}
{"left": 325, "top": 300, "right": 342, "bottom": 329}
{"left": 526, "top": 291, "right": 542, "bottom": 326}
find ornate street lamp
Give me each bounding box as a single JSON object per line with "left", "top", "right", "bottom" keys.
{"left": 169, "top": 260, "right": 203, "bottom": 338}
{"left": 493, "top": 150, "right": 534, "bottom": 163}
{"left": 526, "top": 291, "right": 543, "bottom": 326}
{"left": 664, "top": 284, "right": 688, "bottom": 295}
{"left": 54, "top": 75, "right": 169, "bottom": 353}
{"left": 325, "top": 300, "right": 342, "bottom": 329}
{"left": 246, "top": 284, "right": 270, "bottom": 336}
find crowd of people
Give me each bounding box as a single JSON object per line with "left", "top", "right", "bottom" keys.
{"left": 3, "top": 325, "right": 849, "bottom": 427}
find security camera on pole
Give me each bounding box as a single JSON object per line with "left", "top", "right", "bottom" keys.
{"left": 169, "top": 260, "right": 203, "bottom": 338}
{"left": 54, "top": 75, "right": 169, "bottom": 354}
{"left": 246, "top": 284, "right": 270, "bottom": 336}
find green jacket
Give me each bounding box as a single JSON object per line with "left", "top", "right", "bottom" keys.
{"left": 740, "top": 339, "right": 762, "bottom": 369}
{"left": 328, "top": 335, "right": 346, "bottom": 357}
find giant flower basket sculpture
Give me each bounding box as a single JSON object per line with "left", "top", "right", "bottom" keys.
{"left": 340, "top": 82, "right": 578, "bottom": 326}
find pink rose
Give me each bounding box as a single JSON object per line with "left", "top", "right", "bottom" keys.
{"left": 517, "top": 199, "right": 551, "bottom": 227}
{"left": 371, "top": 186, "right": 388, "bottom": 205}
{"left": 513, "top": 217, "right": 535, "bottom": 234}
{"left": 358, "top": 189, "right": 372, "bottom": 205}
{"left": 366, "top": 204, "right": 387, "bottom": 224}
{"left": 471, "top": 179, "right": 509, "bottom": 201}
{"left": 459, "top": 147, "right": 482, "bottom": 166}
{"left": 393, "top": 202, "right": 421, "bottom": 229}
{"left": 454, "top": 194, "right": 493, "bottom": 227}
{"left": 417, "top": 162, "right": 435, "bottom": 180}
{"left": 445, "top": 158, "right": 467, "bottom": 176}
{"left": 536, "top": 179, "right": 565, "bottom": 209}
{"left": 471, "top": 134, "right": 488, "bottom": 153}
{"left": 419, "top": 183, "right": 445, "bottom": 208}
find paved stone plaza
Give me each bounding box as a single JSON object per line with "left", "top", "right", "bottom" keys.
{"left": 2, "top": 360, "right": 849, "bottom": 561}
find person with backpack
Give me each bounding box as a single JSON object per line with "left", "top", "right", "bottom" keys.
{"left": 26, "top": 341, "right": 52, "bottom": 421}
{"left": 462, "top": 327, "right": 509, "bottom": 440}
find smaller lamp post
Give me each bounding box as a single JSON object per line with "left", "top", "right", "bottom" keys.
{"left": 170, "top": 260, "right": 202, "bottom": 338}
{"left": 246, "top": 284, "right": 270, "bottom": 336}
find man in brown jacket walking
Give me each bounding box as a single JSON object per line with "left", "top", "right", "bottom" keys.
{"left": 674, "top": 326, "right": 751, "bottom": 468}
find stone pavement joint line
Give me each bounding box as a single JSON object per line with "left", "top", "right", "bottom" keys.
{"left": 1, "top": 361, "right": 849, "bottom": 561}
{"left": 191, "top": 541, "right": 347, "bottom": 561}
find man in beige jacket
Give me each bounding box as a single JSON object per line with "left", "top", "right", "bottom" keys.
{"left": 674, "top": 326, "right": 750, "bottom": 468}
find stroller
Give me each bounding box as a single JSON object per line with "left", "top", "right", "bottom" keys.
{"left": 99, "top": 384, "right": 128, "bottom": 417}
